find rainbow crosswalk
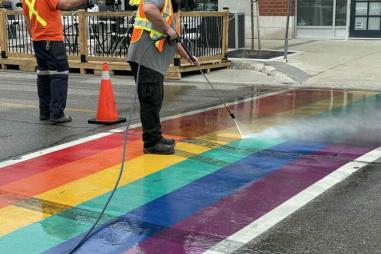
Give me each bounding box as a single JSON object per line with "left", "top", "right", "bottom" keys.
{"left": 0, "top": 89, "right": 379, "bottom": 254}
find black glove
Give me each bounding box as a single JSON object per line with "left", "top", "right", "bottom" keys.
{"left": 79, "top": 0, "right": 95, "bottom": 9}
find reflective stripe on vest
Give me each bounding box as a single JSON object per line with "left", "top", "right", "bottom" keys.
{"left": 25, "top": 0, "right": 47, "bottom": 27}
{"left": 130, "top": 0, "right": 173, "bottom": 53}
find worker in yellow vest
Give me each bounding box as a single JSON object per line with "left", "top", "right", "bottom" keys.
{"left": 127, "top": 0, "right": 199, "bottom": 155}
{"left": 22, "top": 0, "right": 90, "bottom": 123}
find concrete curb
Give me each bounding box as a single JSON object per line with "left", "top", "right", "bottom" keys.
{"left": 230, "top": 59, "right": 297, "bottom": 84}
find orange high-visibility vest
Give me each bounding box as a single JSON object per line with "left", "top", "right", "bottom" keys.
{"left": 130, "top": 0, "right": 174, "bottom": 53}
{"left": 22, "top": 0, "right": 64, "bottom": 41}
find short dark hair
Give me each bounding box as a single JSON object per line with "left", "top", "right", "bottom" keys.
{"left": 172, "top": 0, "right": 182, "bottom": 13}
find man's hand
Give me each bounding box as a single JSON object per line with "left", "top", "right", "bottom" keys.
{"left": 164, "top": 26, "right": 178, "bottom": 41}
{"left": 188, "top": 56, "right": 200, "bottom": 66}
{"left": 176, "top": 43, "right": 200, "bottom": 66}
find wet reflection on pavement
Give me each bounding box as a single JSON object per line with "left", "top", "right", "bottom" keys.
{"left": 0, "top": 89, "right": 379, "bottom": 254}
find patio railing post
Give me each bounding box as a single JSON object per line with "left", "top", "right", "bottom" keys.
{"left": 0, "top": 9, "right": 9, "bottom": 58}
{"left": 222, "top": 7, "right": 229, "bottom": 59}
{"left": 174, "top": 10, "right": 181, "bottom": 66}
{"left": 78, "top": 9, "right": 88, "bottom": 63}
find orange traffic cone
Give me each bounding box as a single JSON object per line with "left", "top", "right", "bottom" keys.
{"left": 88, "top": 62, "right": 126, "bottom": 125}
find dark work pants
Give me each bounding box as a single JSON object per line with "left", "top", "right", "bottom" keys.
{"left": 130, "top": 62, "right": 164, "bottom": 148}
{"left": 33, "top": 41, "right": 69, "bottom": 119}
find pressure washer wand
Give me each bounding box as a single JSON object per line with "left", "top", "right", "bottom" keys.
{"left": 178, "top": 40, "right": 236, "bottom": 120}
{"left": 157, "top": 35, "right": 237, "bottom": 120}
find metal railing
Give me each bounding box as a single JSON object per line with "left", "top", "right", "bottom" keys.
{"left": 0, "top": 9, "right": 228, "bottom": 63}
{"left": 179, "top": 11, "right": 228, "bottom": 63}
{"left": 1, "top": 10, "right": 32, "bottom": 56}
{"left": 62, "top": 14, "right": 80, "bottom": 56}
{"left": 86, "top": 14, "right": 134, "bottom": 58}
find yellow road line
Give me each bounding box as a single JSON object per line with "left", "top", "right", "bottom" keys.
{"left": 0, "top": 102, "right": 96, "bottom": 113}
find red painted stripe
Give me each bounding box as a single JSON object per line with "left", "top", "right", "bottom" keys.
{"left": 162, "top": 90, "right": 337, "bottom": 137}
{"left": 0, "top": 138, "right": 142, "bottom": 208}
{"left": 0, "top": 90, "right": 334, "bottom": 198}
{"left": 0, "top": 132, "right": 140, "bottom": 187}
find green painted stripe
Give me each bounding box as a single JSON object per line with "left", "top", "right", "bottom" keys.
{"left": 4, "top": 92, "right": 379, "bottom": 253}
{"left": 0, "top": 137, "right": 284, "bottom": 254}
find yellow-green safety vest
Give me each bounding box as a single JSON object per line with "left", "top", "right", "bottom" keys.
{"left": 130, "top": 0, "right": 174, "bottom": 52}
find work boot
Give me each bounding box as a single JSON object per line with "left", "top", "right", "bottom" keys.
{"left": 159, "top": 137, "right": 175, "bottom": 146}
{"left": 39, "top": 115, "right": 50, "bottom": 121}
{"left": 144, "top": 143, "right": 175, "bottom": 155}
{"left": 51, "top": 114, "right": 72, "bottom": 123}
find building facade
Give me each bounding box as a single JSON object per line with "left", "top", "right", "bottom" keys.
{"left": 218, "top": 0, "right": 381, "bottom": 42}
{"left": 4, "top": 0, "right": 376, "bottom": 42}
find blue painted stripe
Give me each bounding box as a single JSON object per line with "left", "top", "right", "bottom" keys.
{"left": 44, "top": 141, "right": 325, "bottom": 254}
{"left": 0, "top": 137, "right": 283, "bottom": 254}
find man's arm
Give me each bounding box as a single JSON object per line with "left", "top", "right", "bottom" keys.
{"left": 176, "top": 43, "right": 199, "bottom": 65}
{"left": 143, "top": 3, "right": 177, "bottom": 40}
{"left": 57, "top": 0, "right": 88, "bottom": 11}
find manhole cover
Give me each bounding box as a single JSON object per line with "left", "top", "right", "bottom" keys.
{"left": 228, "top": 49, "right": 294, "bottom": 60}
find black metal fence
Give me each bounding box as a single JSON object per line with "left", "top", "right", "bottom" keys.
{"left": 6, "top": 13, "right": 32, "bottom": 55}
{"left": 1, "top": 9, "right": 228, "bottom": 62}
{"left": 62, "top": 14, "right": 79, "bottom": 56}
{"left": 86, "top": 15, "right": 134, "bottom": 58}
{"left": 181, "top": 14, "right": 224, "bottom": 58}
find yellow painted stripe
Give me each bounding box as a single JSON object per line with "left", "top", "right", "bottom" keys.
{"left": 0, "top": 141, "right": 214, "bottom": 236}
{"left": 0, "top": 91, "right": 375, "bottom": 236}
{"left": 0, "top": 206, "right": 50, "bottom": 234}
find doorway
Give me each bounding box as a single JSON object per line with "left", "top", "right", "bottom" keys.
{"left": 350, "top": 0, "right": 381, "bottom": 37}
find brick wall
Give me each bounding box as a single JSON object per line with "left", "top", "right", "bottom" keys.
{"left": 218, "top": 0, "right": 296, "bottom": 41}
{"left": 259, "top": 0, "right": 295, "bottom": 16}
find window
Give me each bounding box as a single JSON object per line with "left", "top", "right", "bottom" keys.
{"left": 297, "top": 0, "right": 348, "bottom": 27}
{"left": 297, "top": 0, "right": 334, "bottom": 26}
{"left": 336, "top": 0, "right": 348, "bottom": 26}
{"left": 183, "top": 0, "right": 217, "bottom": 11}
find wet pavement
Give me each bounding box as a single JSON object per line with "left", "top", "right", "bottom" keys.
{"left": 0, "top": 71, "right": 267, "bottom": 162}
{"left": 233, "top": 162, "right": 381, "bottom": 254}
{"left": 1, "top": 71, "right": 381, "bottom": 254}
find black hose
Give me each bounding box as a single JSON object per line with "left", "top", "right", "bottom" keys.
{"left": 63, "top": 35, "right": 167, "bottom": 254}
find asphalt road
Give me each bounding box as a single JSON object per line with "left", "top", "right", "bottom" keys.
{"left": 234, "top": 161, "right": 381, "bottom": 254}
{"left": 1, "top": 70, "right": 381, "bottom": 254}
{"left": 0, "top": 70, "right": 266, "bottom": 162}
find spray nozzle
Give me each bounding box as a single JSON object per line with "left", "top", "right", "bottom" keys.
{"left": 228, "top": 111, "right": 236, "bottom": 119}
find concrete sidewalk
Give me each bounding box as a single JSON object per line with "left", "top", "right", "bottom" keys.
{"left": 181, "top": 39, "right": 381, "bottom": 91}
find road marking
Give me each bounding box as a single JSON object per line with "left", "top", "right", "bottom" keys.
{"left": 204, "top": 147, "right": 381, "bottom": 254}
{"left": 0, "top": 102, "right": 96, "bottom": 113}
{"left": 0, "top": 90, "right": 285, "bottom": 167}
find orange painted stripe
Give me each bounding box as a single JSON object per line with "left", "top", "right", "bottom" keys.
{"left": 0, "top": 133, "right": 183, "bottom": 209}
{"left": 0, "top": 90, "right": 331, "bottom": 189}
{"left": 0, "top": 139, "right": 142, "bottom": 208}
{"left": 0, "top": 131, "right": 141, "bottom": 187}
{"left": 0, "top": 90, "right": 335, "bottom": 209}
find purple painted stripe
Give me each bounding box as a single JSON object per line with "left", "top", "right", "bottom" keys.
{"left": 123, "top": 144, "right": 375, "bottom": 254}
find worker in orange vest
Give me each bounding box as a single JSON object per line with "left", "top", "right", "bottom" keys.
{"left": 128, "top": 0, "right": 199, "bottom": 155}
{"left": 22, "top": 0, "right": 90, "bottom": 123}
